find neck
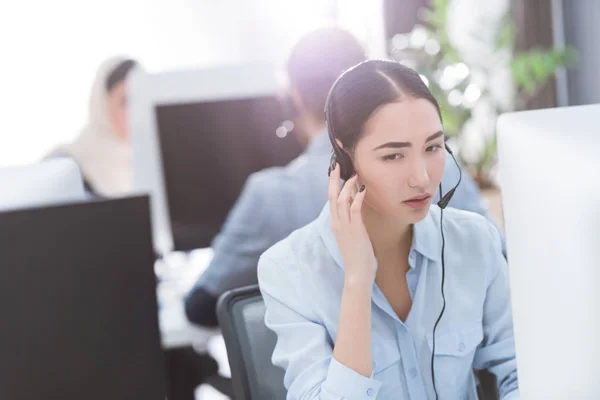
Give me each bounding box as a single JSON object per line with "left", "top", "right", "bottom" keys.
{"left": 362, "top": 203, "right": 413, "bottom": 265}
{"left": 295, "top": 114, "right": 326, "bottom": 146}
{"left": 306, "top": 120, "right": 326, "bottom": 141}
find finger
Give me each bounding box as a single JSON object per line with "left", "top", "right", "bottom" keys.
{"left": 347, "top": 176, "right": 359, "bottom": 205}
{"left": 328, "top": 163, "right": 341, "bottom": 225}
{"left": 337, "top": 175, "right": 358, "bottom": 224}
{"left": 350, "top": 184, "right": 366, "bottom": 224}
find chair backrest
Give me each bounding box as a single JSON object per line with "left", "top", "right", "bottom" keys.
{"left": 217, "top": 285, "right": 286, "bottom": 400}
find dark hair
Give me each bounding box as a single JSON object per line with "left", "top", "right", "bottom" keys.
{"left": 287, "top": 27, "right": 366, "bottom": 120}
{"left": 105, "top": 59, "right": 138, "bottom": 92}
{"left": 326, "top": 59, "right": 442, "bottom": 180}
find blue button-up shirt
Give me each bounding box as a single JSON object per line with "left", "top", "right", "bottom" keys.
{"left": 258, "top": 204, "right": 519, "bottom": 400}
{"left": 192, "top": 131, "right": 489, "bottom": 297}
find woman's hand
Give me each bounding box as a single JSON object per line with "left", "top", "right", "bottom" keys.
{"left": 328, "top": 163, "right": 376, "bottom": 284}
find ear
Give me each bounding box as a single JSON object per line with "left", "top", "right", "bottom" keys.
{"left": 335, "top": 139, "right": 344, "bottom": 150}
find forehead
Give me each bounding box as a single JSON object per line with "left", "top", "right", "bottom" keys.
{"left": 360, "top": 98, "right": 442, "bottom": 147}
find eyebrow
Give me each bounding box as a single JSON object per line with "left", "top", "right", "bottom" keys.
{"left": 372, "top": 130, "right": 445, "bottom": 151}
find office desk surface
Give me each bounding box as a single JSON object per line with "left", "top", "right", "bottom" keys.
{"left": 157, "top": 248, "right": 219, "bottom": 349}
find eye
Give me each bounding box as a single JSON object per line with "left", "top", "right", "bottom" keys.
{"left": 382, "top": 153, "right": 404, "bottom": 161}
{"left": 427, "top": 143, "right": 444, "bottom": 152}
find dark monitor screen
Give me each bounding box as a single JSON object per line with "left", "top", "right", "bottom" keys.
{"left": 155, "top": 96, "right": 303, "bottom": 251}
{"left": 0, "top": 197, "right": 165, "bottom": 400}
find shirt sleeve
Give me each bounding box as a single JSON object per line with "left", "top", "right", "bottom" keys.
{"left": 258, "top": 256, "right": 383, "bottom": 400}
{"left": 472, "top": 221, "right": 519, "bottom": 398}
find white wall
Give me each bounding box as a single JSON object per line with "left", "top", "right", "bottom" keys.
{"left": 0, "top": 0, "right": 380, "bottom": 166}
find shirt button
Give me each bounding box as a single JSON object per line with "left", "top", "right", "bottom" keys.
{"left": 458, "top": 342, "right": 466, "bottom": 352}
{"left": 367, "top": 388, "right": 374, "bottom": 396}
{"left": 409, "top": 368, "right": 418, "bottom": 378}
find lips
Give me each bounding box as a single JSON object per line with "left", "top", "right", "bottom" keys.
{"left": 405, "top": 194, "right": 431, "bottom": 202}
{"left": 403, "top": 194, "right": 432, "bottom": 209}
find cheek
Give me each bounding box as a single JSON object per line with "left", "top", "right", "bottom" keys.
{"left": 110, "top": 103, "right": 126, "bottom": 127}
{"left": 107, "top": 103, "right": 128, "bottom": 140}
{"left": 117, "top": 107, "right": 127, "bottom": 126}
{"left": 356, "top": 160, "right": 408, "bottom": 206}
{"left": 428, "top": 152, "right": 447, "bottom": 185}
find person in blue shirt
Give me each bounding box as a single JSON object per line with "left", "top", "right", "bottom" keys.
{"left": 258, "top": 60, "right": 519, "bottom": 399}
{"left": 185, "top": 28, "right": 488, "bottom": 328}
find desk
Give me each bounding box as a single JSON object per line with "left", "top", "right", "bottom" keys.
{"left": 157, "top": 249, "right": 231, "bottom": 398}
{"left": 157, "top": 248, "right": 220, "bottom": 349}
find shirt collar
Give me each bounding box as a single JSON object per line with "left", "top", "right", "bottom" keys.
{"left": 316, "top": 203, "right": 441, "bottom": 270}
{"left": 411, "top": 206, "right": 441, "bottom": 262}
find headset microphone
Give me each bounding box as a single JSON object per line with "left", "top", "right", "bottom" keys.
{"left": 437, "top": 144, "right": 462, "bottom": 210}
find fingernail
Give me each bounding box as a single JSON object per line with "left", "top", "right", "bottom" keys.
{"left": 359, "top": 185, "right": 365, "bottom": 192}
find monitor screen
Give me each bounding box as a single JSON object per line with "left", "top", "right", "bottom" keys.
{"left": 0, "top": 197, "right": 165, "bottom": 400}
{"left": 155, "top": 96, "right": 303, "bottom": 251}
{"left": 0, "top": 159, "right": 85, "bottom": 211}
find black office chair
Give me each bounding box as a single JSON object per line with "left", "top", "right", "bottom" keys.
{"left": 217, "top": 285, "right": 287, "bottom": 400}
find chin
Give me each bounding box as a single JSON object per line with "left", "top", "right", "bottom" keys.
{"left": 381, "top": 205, "right": 429, "bottom": 224}
{"left": 403, "top": 208, "right": 430, "bottom": 223}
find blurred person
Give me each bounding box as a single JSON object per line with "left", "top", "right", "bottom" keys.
{"left": 50, "top": 57, "right": 223, "bottom": 400}
{"left": 258, "top": 59, "right": 519, "bottom": 399}
{"left": 50, "top": 57, "right": 137, "bottom": 197}
{"left": 184, "top": 28, "right": 488, "bottom": 328}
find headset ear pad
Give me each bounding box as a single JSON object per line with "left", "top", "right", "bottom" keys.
{"left": 330, "top": 148, "right": 355, "bottom": 181}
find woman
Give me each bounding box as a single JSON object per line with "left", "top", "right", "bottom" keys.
{"left": 258, "top": 60, "right": 519, "bottom": 399}
{"left": 52, "top": 57, "right": 138, "bottom": 197}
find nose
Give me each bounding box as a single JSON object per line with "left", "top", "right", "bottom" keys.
{"left": 407, "top": 157, "right": 430, "bottom": 189}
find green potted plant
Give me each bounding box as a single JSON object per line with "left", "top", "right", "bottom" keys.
{"left": 389, "top": 0, "right": 577, "bottom": 190}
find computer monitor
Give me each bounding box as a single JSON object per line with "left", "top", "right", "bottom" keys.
{"left": 0, "top": 196, "right": 166, "bottom": 400}
{"left": 0, "top": 158, "right": 85, "bottom": 211}
{"left": 130, "top": 64, "right": 302, "bottom": 254}
{"left": 497, "top": 104, "right": 600, "bottom": 399}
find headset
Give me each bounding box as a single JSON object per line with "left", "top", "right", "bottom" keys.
{"left": 325, "top": 67, "right": 462, "bottom": 400}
